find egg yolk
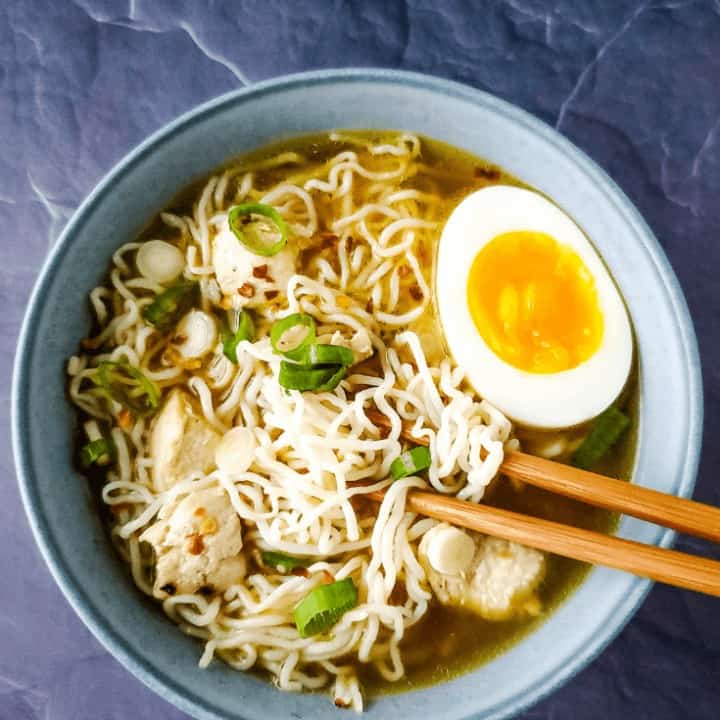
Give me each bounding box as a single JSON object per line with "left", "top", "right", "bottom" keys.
{"left": 467, "top": 231, "right": 604, "bottom": 373}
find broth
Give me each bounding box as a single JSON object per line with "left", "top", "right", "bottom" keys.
{"left": 75, "top": 130, "right": 637, "bottom": 706}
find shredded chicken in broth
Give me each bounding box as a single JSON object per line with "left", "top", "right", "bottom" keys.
{"left": 67, "top": 133, "right": 626, "bottom": 711}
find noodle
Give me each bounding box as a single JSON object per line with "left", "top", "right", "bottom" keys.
{"left": 68, "top": 133, "right": 521, "bottom": 711}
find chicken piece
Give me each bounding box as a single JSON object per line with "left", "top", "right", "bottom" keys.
{"left": 316, "top": 327, "right": 374, "bottom": 365}
{"left": 150, "top": 389, "right": 221, "bottom": 492}
{"left": 212, "top": 225, "right": 297, "bottom": 306}
{"left": 419, "top": 523, "right": 545, "bottom": 621}
{"left": 140, "top": 486, "right": 246, "bottom": 598}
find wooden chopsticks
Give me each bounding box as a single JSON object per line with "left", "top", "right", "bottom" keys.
{"left": 365, "top": 489, "right": 720, "bottom": 596}
{"left": 364, "top": 409, "right": 720, "bottom": 597}
{"left": 501, "top": 452, "right": 720, "bottom": 543}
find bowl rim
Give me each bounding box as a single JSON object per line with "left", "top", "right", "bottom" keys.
{"left": 12, "top": 67, "right": 704, "bottom": 720}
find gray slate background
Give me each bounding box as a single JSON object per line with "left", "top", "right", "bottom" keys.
{"left": 2, "top": 1, "right": 719, "bottom": 718}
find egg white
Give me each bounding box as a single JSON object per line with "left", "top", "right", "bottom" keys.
{"left": 436, "top": 186, "right": 633, "bottom": 429}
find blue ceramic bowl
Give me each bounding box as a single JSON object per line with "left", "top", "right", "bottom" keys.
{"left": 12, "top": 69, "right": 703, "bottom": 720}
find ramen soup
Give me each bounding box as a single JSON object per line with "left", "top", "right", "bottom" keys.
{"left": 67, "top": 132, "right": 636, "bottom": 711}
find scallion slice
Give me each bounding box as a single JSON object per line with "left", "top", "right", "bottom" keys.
{"left": 142, "top": 281, "right": 199, "bottom": 332}
{"left": 572, "top": 406, "right": 630, "bottom": 470}
{"left": 278, "top": 361, "right": 347, "bottom": 392}
{"left": 271, "top": 316, "right": 353, "bottom": 391}
{"left": 291, "top": 343, "right": 355, "bottom": 367}
{"left": 270, "top": 313, "right": 316, "bottom": 360}
{"left": 228, "top": 202, "right": 288, "bottom": 256}
{"left": 262, "top": 551, "right": 312, "bottom": 573}
{"left": 80, "top": 437, "right": 115, "bottom": 467}
{"left": 390, "top": 446, "right": 432, "bottom": 480}
{"left": 222, "top": 309, "right": 255, "bottom": 363}
{"left": 294, "top": 578, "right": 358, "bottom": 638}
{"left": 94, "top": 361, "right": 160, "bottom": 416}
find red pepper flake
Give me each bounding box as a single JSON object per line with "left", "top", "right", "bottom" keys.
{"left": 186, "top": 534, "right": 205, "bottom": 555}
{"left": 265, "top": 290, "right": 279, "bottom": 300}
{"left": 321, "top": 233, "right": 339, "bottom": 249}
{"left": 417, "top": 244, "right": 428, "bottom": 263}
{"left": 239, "top": 283, "right": 255, "bottom": 298}
{"left": 199, "top": 516, "right": 218, "bottom": 535}
{"left": 409, "top": 284, "right": 423, "bottom": 301}
{"left": 292, "top": 567, "right": 311, "bottom": 578}
{"left": 252, "top": 264, "right": 269, "bottom": 279}
{"left": 321, "top": 570, "right": 336, "bottom": 584}
{"left": 398, "top": 264, "right": 411, "bottom": 279}
{"left": 118, "top": 408, "right": 133, "bottom": 430}
{"left": 365, "top": 298, "right": 374, "bottom": 314}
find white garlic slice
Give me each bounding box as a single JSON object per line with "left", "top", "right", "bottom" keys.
{"left": 83, "top": 420, "right": 103, "bottom": 442}
{"left": 136, "top": 240, "right": 185, "bottom": 284}
{"left": 215, "top": 427, "right": 256, "bottom": 475}
{"left": 174, "top": 310, "right": 217, "bottom": 359}
{"left": 427, "top": 526, "right": 476, "bottom": 575}
{"left": 535, "top": 436, "right": 567, "bottom": 459}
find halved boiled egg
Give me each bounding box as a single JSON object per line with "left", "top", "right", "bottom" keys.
{"left": 436, "top": 186, "right": 632, "bottom": 429}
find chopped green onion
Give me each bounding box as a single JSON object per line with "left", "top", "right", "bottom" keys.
{"left": 290, "top": 343, "right": 355, "bottom": 367}
{"left": 278, "top": 361, "right": 347, "bottom": 392}
{"left": 262, "top": 551, "right": 312, "bottom": 573}
{"left": 391, "top": 446, "right": 432, "bottom": 480}
{"left": 142, "top": 281, "right": 199, "bottom": 332}
{"left": 222, "top": 309, "right": 255, "bottom": 363}
{"left": 80, "top": 437, "right": 115, "bottom": 467}
{"left": 271, "top": 316, "right": 353, "bottom": 392}
{"left": 270, "top": 313, "right": 316, "bottom": 360}
{"left": 228, "top": 202, "right": 289, "bottom": 256}
{"left": 294, "top": 578, "right": 359, "bottom": 638}
{"left": 94, "top": 361, "right": 160, "bottom": 416}
{"left": 572, "top": 406, "right": 630, "bottom": 470}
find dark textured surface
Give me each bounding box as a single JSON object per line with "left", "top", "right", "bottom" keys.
{"left": 2, "top": 1, "right": 719, "bottom": 718}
